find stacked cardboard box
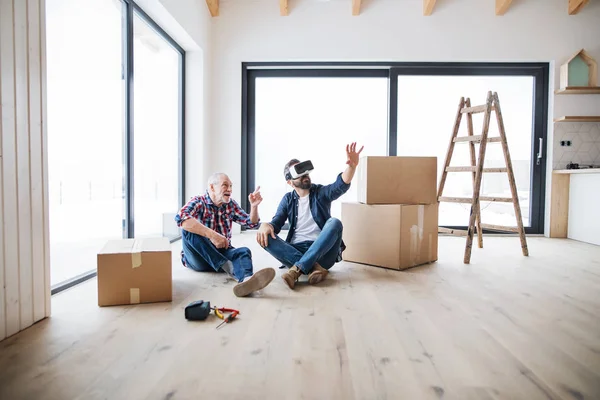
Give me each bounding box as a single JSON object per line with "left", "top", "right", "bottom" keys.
{"left": 342, "top": 156, "right": 439, "bottom": 270}
{"left": 97, "top": 237, "right": 172, "bottom": 306}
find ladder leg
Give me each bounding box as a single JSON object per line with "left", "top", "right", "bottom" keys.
{"left": 438, "top": 97, "right": 465, "bottom": 199}
{"left": 465, "top": 92, "right": 494, "bottom": 264}
{"left": 465, "top": 98, "right": 483, "bottom": 249}
{"left": 493, "top": 92, "right": 529, "bottom": 256}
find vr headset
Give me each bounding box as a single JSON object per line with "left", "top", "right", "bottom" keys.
{"left": 285, "top": 160, "right": 314, "bottom": 181}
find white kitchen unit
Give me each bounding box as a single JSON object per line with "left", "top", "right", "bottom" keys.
{"left": 568, "top": 172, "right": 600, "bottom": 245}
{"left": 551, "top": 169, "right": 600, "bottom": 245}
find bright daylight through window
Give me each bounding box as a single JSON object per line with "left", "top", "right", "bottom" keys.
{"left": 46, "top": 0, "right": 184, "bottom": 287}
{"left": 254, "top": 77, "right": 388, "bottom": 222}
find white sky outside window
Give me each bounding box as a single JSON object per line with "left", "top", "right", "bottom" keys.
{"left": 255, "top": 78, "right": 388, "bottom": 223}
{"left": 46, "top": 0, "right": 123, "bottom": 284}
{"left": 133, "top": 13, "right": 180, "bottom": 238}
{"left": 397, "top": 76, "right": 534, "bottom": 227}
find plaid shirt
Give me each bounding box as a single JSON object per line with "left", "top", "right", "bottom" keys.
{"left": 175, "top": 191, "right": 259, "bottom": 246}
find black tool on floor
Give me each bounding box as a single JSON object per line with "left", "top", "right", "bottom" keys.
{"left": 184, "top": 300, "right": 211, "bottom": 321}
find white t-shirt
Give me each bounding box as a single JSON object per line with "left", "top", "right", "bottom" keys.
{"left": 291, "top": 195, "right": 322, "bottom": 244}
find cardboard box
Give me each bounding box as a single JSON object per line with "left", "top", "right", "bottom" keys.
{"left": 341, "top": 202, "right": 438, "bottom": 270}
{"left": 357, "top": 156, "right": 437, "bottom": 205}
{"left": 97, "top": 238, "right": 172, "bottom": 307}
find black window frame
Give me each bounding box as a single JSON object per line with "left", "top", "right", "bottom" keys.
{"left": 241, "top": 62, "right": 548, "bottom": 235}
{"left": 51, "top": 0, "right": 186, "bottom": 295}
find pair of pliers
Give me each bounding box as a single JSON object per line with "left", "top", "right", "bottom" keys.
{"left": 212, "top": 307, "right": 240, "bottom": 329}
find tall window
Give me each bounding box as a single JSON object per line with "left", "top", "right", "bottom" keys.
{"left": 248, "top": 71, "right": 388, "bottom": 221}
{"left": 46, "top": 0, "right": 185, "bottom": 289}
{"left": 396, "top": 75, "right": 535, "bottom": 228}
{"left": 133, "top": 12, "right": 180, "bottom": 238}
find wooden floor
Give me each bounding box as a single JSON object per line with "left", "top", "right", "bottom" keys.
{"left": 1, "top": 234, "right": 599, "bottom": 400}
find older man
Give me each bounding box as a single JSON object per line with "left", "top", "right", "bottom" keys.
{"left": 175, "top": 173, "right": 275, "bottom": 297}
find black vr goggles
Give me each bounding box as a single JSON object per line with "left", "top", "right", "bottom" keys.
{"left": 285, "top": 160, "right": 314, "bottom": 181}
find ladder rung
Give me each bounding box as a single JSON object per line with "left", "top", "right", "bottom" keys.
{"left": 480, "top": 223, "right": 519, "bottom": 233}
{"left": 438, "top": 227, "right": 468, "bottom": 236}
{"left": 439, "top": 196, "right": 514, "bottom": 203}
{"left": 460, "top": 105, "right": 494, "bottom": 114}
{"left": 453, "top": 136, "right": 502, "bottom": 143}
{"left": 445, "top": 167, "right": 508, "bottom": 173}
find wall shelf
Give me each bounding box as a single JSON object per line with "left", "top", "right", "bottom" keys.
{"left": 554, "top": 116, "right": 600, "bottom": 122}
{"left": 555, "top": 86, "right": 600, "bottom": 95}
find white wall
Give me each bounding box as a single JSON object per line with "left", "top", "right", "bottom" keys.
{"left": 0, "top": 0, "right": 51, "bottom": 341}
{"left": 210, "top": 0, "right": 600, "bottom": 235}
{"left": 135, "top": 0, "right": 213, "bottom": 200}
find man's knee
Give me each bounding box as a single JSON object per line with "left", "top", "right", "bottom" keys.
{"left": 325, "top": 217, "right": 343, "bottom": 232}
{"left": 235, "top": 247, "right": 252, "bottom": 258}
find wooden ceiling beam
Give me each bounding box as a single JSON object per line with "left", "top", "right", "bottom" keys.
{"left": 280, "top": 0, "right": 289, "bottom": 16}
{"left": 568, "top": 0, "right": 590, "bottom": 15}
{"left": 206, "top": 0, "right": 218, "bottom": 17}
{"left": 423, "top": 0, "right": 437, "bottom": 16}
{"left": 496, "top": 0, "right": 513, "bottom": 15}
{"left": 352, "top": 0, "right": 362, "bottom": 16}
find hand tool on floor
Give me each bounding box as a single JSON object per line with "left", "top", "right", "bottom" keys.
{"left": 213, "top": 307, "right": 240, "bottom": 329}
{"left": 184, "top": 300, "right": 211, "bottom": 321}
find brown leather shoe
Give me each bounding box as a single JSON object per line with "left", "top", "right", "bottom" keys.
{"left": 233, "top": 268, "right": 276, "bottom": 297}
{"left": 282, "top": 266, "right": 302, "bottom": 290}
{"left": 308, "top": 262, "right": 328, "bottom": 285}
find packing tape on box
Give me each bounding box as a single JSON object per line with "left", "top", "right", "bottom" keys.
{"left": 428, "top": 233, "right": 433, "bottom": 262}
{"left": 131, "top": 239, "right": 143, "bottom": 268}
{"left": 409, "top": 205, "right": 425, "bottom": 265}
{"left": 130, "top": 288, "right": 140, "bottom": 304}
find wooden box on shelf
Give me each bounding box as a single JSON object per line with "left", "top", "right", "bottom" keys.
{"left": 556, "top": 49, "right": 599, "bottom": 94}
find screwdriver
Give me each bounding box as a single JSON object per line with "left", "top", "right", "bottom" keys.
{"left": 216, "top": 310, "right": 239, "bottom": 329}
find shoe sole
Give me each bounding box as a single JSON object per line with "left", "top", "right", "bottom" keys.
{"left": 308, "top": 271, "right": 327, "bottom": 285}
{"left": 233, "top": 268, "right": 276, "bottom": 297}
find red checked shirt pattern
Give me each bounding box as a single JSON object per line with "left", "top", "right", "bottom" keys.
{"left": 175, "top": 191, "right": 259, "bottom": 247}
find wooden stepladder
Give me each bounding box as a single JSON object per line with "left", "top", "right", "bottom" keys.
{"left": 438, "top": 91, "right": 529, "bottom": 264}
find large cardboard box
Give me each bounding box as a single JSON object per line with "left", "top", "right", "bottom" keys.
{"left": 342, "top": 202, "right": 438, "bottom": 270}
{"left": 97, "top": 238, "right": 172, "bottom": 307}
{"left": 357, "top": 156, "right": 437, "bottom": 205}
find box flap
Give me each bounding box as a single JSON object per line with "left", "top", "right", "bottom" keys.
{"left": 140, "top": 237, "right": 171, "bottom": 252}
{"left": 98, "top": 237, "right": 170, "bottom": 255}
{"left": 99, "top": 239, "right": 135, "bottom": 255}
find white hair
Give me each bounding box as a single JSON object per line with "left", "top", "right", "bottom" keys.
{"left": 208, "top": 172, "right": 228, "bottom": 188}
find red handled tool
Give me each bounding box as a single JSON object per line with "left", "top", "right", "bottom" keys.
{"left": 213, "top": 307, "right": 240, "bottom": 329}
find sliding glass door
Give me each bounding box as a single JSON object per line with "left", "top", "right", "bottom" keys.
{"left": 243, "top": 63, "right": 548, "bottom": 234}
{"left": 395, "top": 75, "right": 536, "bottom": 228}
{"left": 46, "top": 0, "right": 125, "bottom": 285}
{"left": 46, "top": 0, "right": 185, "bottom": 289}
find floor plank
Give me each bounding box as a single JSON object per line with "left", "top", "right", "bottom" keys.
{"left": 0, "top": 234, "right": 599, "bottom": 400}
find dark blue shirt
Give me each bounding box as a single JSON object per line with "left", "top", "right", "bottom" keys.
{"left": 269, "top": 173, "right": 351, "bottom": 261}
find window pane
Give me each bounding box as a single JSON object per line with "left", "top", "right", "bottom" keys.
{"left": 133, "top": 13, "right": 180, "bottom": 238}
{"left": 46, "top": 0, "right": 124, "bottom": 285}
{"left": 396, "top": 76, "right": 534, "bottom": 227}
{"left": 255, "top": 77, "right": 388, "bottom": 221}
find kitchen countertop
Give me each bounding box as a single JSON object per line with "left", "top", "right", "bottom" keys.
{"left": 553, "top": 168, "right": 600, "bottom": 174}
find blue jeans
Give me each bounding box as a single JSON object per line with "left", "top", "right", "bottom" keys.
{"left": 181, "top": 230, "right": 253, "bottom": 282}
{"left": 264, "top": 218, "right": 343, "bottom": 274}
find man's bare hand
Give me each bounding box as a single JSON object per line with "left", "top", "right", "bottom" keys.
{"left": 256, "top": 223, "right": 276, "bottom": 248}
{"left": 210, "top": 232, "right": 229, "bottom": 249}
{"left": 248, "top": 186, "right": 263, "bottom": 207}
{"left": 346, "top": 142, "right": 364, "bottom": 168}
